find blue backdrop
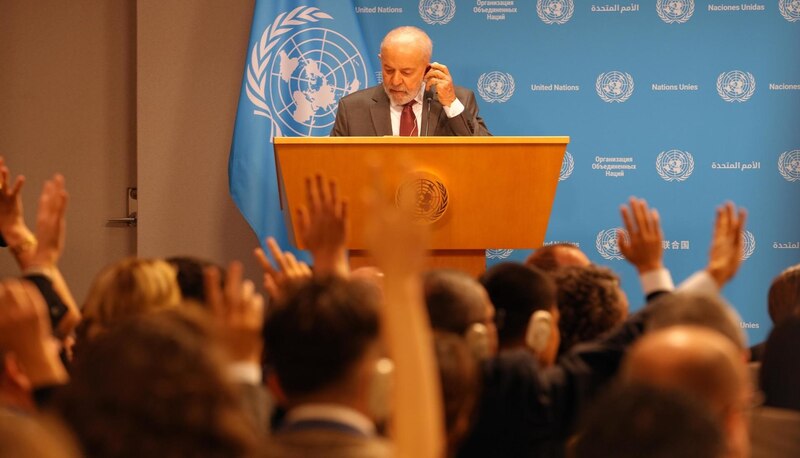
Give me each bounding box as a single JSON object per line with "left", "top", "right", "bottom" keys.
{"left": 230, "top": 0, "right": 800, "bottom": 344}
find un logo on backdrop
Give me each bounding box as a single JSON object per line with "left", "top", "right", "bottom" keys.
{"left": 419, "top": 0, "right": 456, "bottom": 25}
{"left": 486, "top": 249, "right": 514, "bottom": 259}
{"left": 656, "top": 150, "right": 694, "bottom": 182}
{"left": 559, "top": 152, "right": 575, "bottom": 181}
{"left": 537, "top": 0, "right": 575, "bottom": 24}
{"left": 779, "top": 0, "right": 800, "bottom": 22}
{"left": 477, "top": 72, "right": 516, "bottom": 103}
{"left": 742, "top": 230, "right": 756, "bottom": 260}
{"left": 778, "top": 150, "right": 800, "bottom": 182}
{"left": 596, "top": 227, "right": 627, "bottom": 260}
{"left": 596, "top": 71, "right": 635, "bottom": 103}
{"left": 716, "top": 71, "right": 756, "bottom": 103}
{"left": 246, "top": 7, "right": 367, "bottom": 138}
{"left": 656, "top": 0, "right": 695, "bottom": 23}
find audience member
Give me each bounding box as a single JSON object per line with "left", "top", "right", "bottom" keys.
{"left": 76, "top": 257, "right": 180, "bottom": 346}
{"left": 479, "top": 262, "right": 559, "bottom": 367}
{"left": 551, "top": 265, "right": 628, "bottom": 355}
{"left": 55, "top": 307, "right": 260, "bottom": 458}
{"left": 433, "top": 331, "right": 481, "bottom": 458}
{"left": 424, "top": 269, "right": 498, "bottom": 359}
{"left": 751, "top": 263, "right": 800, "bottom": 361}
{"left": 570, "top": 383, "right": 726, "bottom": 458}
{"left": 750, "top": 315, "right": 800, "bottom": 457}
{"left": 621, "top": 326, "right": 752, "bottom": 458}
{"left": 525, "top": 243, "right": 590, "bottom": 272}
{"left": 166, "top": 256, "right": 223, "bottom": 306}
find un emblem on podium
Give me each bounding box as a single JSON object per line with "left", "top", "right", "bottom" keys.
{"left": 717, "top": 71, "right": 756, "bottom": 103}
{"left": 656, "top": 150, "right": 694, "bottom": 182}
{"left": 395, "top": 172, "right": 449, "bottom": 224}
{"left": 246, "top": 7, "right": 367, "bottom": 138}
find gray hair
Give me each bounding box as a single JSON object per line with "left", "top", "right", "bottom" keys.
{"left": 380, "top": 26, "right": 433, "bottom": 62}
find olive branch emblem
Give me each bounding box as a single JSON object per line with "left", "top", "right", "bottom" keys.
{"left": 246, "top": 6, "right": 333, "bottom": 139}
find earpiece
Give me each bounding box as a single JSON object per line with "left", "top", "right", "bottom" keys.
{"left": 525, "top": 310, "right": 553, "bottom": 354}
{"left": 464, "top": 322, "right": 491, "bottom": 361}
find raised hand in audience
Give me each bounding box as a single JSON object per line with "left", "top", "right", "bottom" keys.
{"left": 296, "top": 174, "right": 349, "bottom": 277}
{"left": 254, "top": 237, "right": 311, "bottom": 302}
{"left": 0, "top": 278, "right": 68, "bottom": 389}
{"left": 0, "top": 157, "right": 36, "bottom": 267}
{"left": 204, "top": 261, "right": 265, "bottom": 365}
{"left": 365, "top": 161, "right": 443, "bottom": 458}
{"left": 706, "top": 202, "right": 747, "bottom": 288}
{"left": 618, "top": 197, "right": 664, "bottom": 274}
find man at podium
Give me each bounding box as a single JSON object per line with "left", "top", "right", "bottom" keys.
{"left": 330, "top": 26, "right": 490, "bottom": 137}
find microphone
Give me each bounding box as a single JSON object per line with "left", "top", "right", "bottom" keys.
{"left": 424, "top": 91, "right": 433, "bottom": 136}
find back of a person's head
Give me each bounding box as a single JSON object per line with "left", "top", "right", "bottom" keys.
{"left": 760, "top": 315, "right": 800, "bottom": 411}
{"left": 525, "top": 243, "right": 590, "bottom": 272}
{"left": 570, "top": 383, "right": 725, "bottom": 458}
{"left": 552, "top": 265, "right": 627, "bottom": 354}
{"left": 647, "top": 291, "right": 747, "bottom": 350}
{"left": 166, "top": 256, "right": 224, "bottom": 305}
{"left": 264, "top": 276, "right": 380, "bottom": 399}
{"left": 424, "top": 269, "right": 489, "bottom": 334}
{"left": 768, "top": 264, "right": 800, "bottom": 325}
{"left": 480, "top": 262, "right": 555, "bottom": 347}
{"left": 622, "top": 326, "right": 750, "bottom": 421}
{"left": 80, "top": 257, "right": 180, "bottom": 338}
{"left": 433, "top": 331, "right": 481, "bottom": 457}
{"left": 55, "top": 307, "right": 258, "bottom": 458}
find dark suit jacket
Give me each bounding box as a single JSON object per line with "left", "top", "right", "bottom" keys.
{"left": 330, "top": 85, "right": 490, "bottom": 137}
{"left": 457, "top": 301, "right": 656, "bottom": 458}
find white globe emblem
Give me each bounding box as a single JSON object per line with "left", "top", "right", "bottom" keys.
{"left": 716, "top": 71, "right": 756, "bottom": 103}
{"left": 596, "top": 227, "right": 628, "bottom": 261}
{"left": 656, "top": 150, "right": 694, "bottom": 182}
{"left": 486, "top": 249, "right": 514, "bottom": 260}
{"left": 269, "top": 28, "right": 366, "bottom": 136}
{"left": 778, "top": 150, "right": 800, "bottom": 182}
{"left": 477, "top": 72, "right": 516, "bottom": 103}
{"left": 419, "top": 0, "right": 456, "bottom": 25}
{"left": 656, "top": 0, "right": 695, "bottom": 23}
{"left": 742, "top": 230, "right": 756, "bottom": 260}
{"left": 559, "top": 151, "right": 575, "bottom": 181}
{"left": 779, "top": 0, "right": 800, "bottom": 22}
{"left": 596, "top": 71, "right": 635, "bottom": 103}
{"left": 537, "top": 0, "right": 575, "bottom": 24}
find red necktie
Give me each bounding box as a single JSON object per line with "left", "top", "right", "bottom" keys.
{"left": 399, "top": 101, "right": 417, "bottom": 136}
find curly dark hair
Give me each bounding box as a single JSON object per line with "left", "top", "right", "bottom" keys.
{"left": 552, "top": 265, "right": 626, "bottom": 355}
{"left": 54, "top": 307, "right": 259, "bottom": 458}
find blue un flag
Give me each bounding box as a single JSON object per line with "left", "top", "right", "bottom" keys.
{"left": 229, "top": 0, "right": 375, "bottom": 253}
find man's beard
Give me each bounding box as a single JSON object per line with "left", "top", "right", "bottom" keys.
{"left": 383, "top": 82, "right": 421, "bottom": 105}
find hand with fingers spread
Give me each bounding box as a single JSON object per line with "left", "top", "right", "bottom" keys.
{"left": 204, "top": 261, "right": 265, "bottom": 364}
{"left": 0, "top": 279, "right": 69, "bottom": 388}
{"left": 296, "top": 174, "right": 350, "bottom": 277}
{"left": 253, "top": 237, "right": 312, "bottom": 302}
{"left": 618, "top": 197, "right": 665, "bottom": 274}
{"left": 0, "top": 157, "right": 37, "bottom": 263}
{"left": 706, "top": 202, "right": 747, "bottom": 288}
{"left": 30, "top": 174, "right": 68, "bottom": 269}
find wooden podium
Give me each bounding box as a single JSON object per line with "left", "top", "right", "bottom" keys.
{"left": 273, "top": 136, "right": 569, "bottom": 276}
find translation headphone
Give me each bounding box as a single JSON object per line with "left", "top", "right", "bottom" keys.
{"left": 464, "top": 322, "right": 491, "bottom": 361}
{"left": 525, "top": 310, "right": 553, "bottom": 355}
